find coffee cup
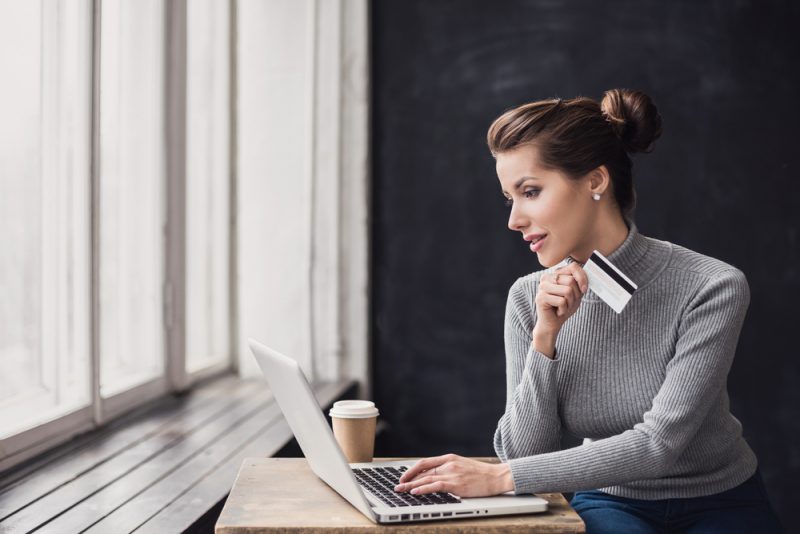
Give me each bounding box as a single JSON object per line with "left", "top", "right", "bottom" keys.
{"left": 329, "top": 400, "right": 379, "bottom": 463}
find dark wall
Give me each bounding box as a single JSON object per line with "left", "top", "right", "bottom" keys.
{"left": 370, "top": 0, "right": 800, "bottom": 524}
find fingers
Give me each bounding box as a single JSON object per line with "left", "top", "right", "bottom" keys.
{"left": 407, "top": 479, "right": 449, "bottom": 495}
{"left": 539, "top": 279, "right": 582, "bottom": 317}
{"left": 542, "top": 267, "right": 587, "bottom": 294}
{"left": 395, "top": 475, "right": 451, "bottom": 495}
{"left": 398, "top": 454, "right": 450, "bottom": 483}
{"left": 561, "top": 275, "right": 584, "bottom": 310}
{"left": 561, "top": 262, "right": 589, "bottom": 294}
{"left": 544, "top": 270, "right": 586, "bottom": 293}
{"left": 541, "top": 265, "right": 587, "bottom": 303}
{"left": 541, "top": 293, "right": 569, "bottom": 317}
{"left": 542, "top": 278, "right": 582, "bottom": 303}
{"left": 395, "top": 474, "right": 439, "bottom": 493}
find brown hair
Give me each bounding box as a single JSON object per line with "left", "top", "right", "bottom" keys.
{"left": 486, "top": 89, "right": 663, "bottom": 219}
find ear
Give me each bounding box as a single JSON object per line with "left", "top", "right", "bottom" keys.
{"left": 589, "top": 165, "right": 612, "bottom": 196}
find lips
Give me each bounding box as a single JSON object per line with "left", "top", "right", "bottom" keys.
{"left": 523, "top": 233, "right": 547, "bottom": 242}
{"left": 530, "top": 235, "right": 547, "bottom": 252}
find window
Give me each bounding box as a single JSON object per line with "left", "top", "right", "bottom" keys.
{"left": 0, "top": 0, "right": 235, "bottom": 471}
{"left": 0, "top": 0, "right": 369, "bottom": 473}
{"left": 185, "top": 0, "right": 231, "bottom": 373}
{"left": 98, "top": 0, "right": 167, "bottom": 398}
{"left": 0, "top": 0, "right": 92, "bottom": 439}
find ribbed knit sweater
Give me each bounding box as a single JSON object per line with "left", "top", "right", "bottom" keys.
{"left": 494, "top": 216, "right": 758, "bottom": 499}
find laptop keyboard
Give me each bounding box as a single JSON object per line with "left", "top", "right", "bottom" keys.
{"left": 352, "top": 466, "right": 462, "bottom": 508}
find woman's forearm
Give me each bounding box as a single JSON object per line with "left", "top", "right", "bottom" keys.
{"left": 532, "top": 326, "right": 558, "bottom": 359}
{"left": 495, "top": 462, "right": 515, "bottom": 493}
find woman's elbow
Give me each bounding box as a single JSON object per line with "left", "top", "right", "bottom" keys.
{"left": 493, "top": 426, "right": 509, "bottom": 462}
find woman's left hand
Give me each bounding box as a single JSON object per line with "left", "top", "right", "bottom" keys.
{"left": 394, "top": 454, "right": 513, "bottom": 497}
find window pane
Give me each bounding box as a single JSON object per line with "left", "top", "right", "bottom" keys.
{"left": 0, "top": 0, "right": 92, "bottom": 437}
{"left": 99, "top": 0, "right": 166, "bottom": 397}
{"left": 186, "top": 0, "right": 231, "bottom": 373}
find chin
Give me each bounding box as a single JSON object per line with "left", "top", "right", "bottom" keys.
{"left": 537, "top": 254, "right": 556, "bottom": 268}
{"left": 539, "top": 249, "right": 569, "bottom": 269}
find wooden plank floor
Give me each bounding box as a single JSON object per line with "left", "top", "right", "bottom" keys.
{"left": 0, "top": 374, "right": 356, "bottom": 533}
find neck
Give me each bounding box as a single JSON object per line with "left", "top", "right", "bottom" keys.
{"left": 570, "top": 212, "right": 631, "bottom": 265}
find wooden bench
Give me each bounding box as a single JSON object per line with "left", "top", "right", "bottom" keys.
{"left": 0, "top": 373, "right": 357, "bottom": 533}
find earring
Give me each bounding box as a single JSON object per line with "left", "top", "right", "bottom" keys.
{"left": 592, "top": 193, "right": 601, "bottom": 200}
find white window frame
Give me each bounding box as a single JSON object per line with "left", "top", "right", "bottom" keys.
{"left": 0, "top": 0, "right": 232, "bottom": 473}
{"left": 0, "top": 0, "right": 370, "bottom": 474}
{"left": 234, "top": 0, "right": 371, "bottom": 399}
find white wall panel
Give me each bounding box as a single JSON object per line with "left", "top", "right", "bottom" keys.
{"left": 237, "top": 0, "right": 314, "bottom": 378}
{"left": 236, "top": 0, "right": 369, "bottom": 394}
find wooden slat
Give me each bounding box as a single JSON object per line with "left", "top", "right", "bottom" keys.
{"left": 90, "top": 380, "right": 354, "bottom": 533}
{"left": 0, "top": 373, "right": 242, "bottom": 495}
{"left": 0, "top": 375, "right": 256, "bottom": 522}
{"left": 0, "top": 377, "right": 356, "bottom": 534}
{"left": 134, "top": 381, "right": 354, "bottom": 533}
{"left": 134, "top": 419, "right": 294, "bottom": 534}
{"left": 0, "top": 378, "right": 271, "bottom": 532}
{"left": 81, "top": 404, "right": 284, "bottom": 532}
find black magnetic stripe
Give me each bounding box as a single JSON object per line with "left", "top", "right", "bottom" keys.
{"left": 589, "top": 252, "right": 636, "bottom": 295}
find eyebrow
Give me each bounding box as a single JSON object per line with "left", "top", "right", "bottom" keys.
{"left": 502, "top": 176, "right": 541, "bottom": 195}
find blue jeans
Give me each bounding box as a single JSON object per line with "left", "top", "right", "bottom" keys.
{"left": 569, "top": 469, "right": 783, "bottom": 533}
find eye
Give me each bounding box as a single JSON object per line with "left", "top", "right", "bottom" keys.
{"left": 504, "top": 188, "right": 541, "bottom": 207}
{"left": 523, "top": 188, "right": 541, "bottom": 199}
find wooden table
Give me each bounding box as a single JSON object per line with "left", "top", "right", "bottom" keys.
{"left": 216, "top": 457, "right": 585, "bottom": 533}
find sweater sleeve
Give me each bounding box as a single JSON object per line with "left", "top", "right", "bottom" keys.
{"left": 493, "top": 277, "right": 563, "bottom": 463}
{"left": 505, "top": 268, "right": 751, "bottom": 495}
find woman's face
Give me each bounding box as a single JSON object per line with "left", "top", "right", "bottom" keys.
{"left": 496, "top": 144, "right": 599, "bottom": 268}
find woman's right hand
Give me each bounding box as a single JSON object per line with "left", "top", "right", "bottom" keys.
{"left": 534, "top": 262, "right": 589, "bottom": 335}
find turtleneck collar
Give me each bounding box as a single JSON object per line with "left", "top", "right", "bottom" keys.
{"left": 602, "top": 214, "right": 650, "bottom": 275}
{"left": 571, "top": 214, "right": 672, "bottom": 300}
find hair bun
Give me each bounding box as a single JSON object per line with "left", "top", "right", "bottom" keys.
{"left": 601, "top": 89, "right": 663, "bottom": 154}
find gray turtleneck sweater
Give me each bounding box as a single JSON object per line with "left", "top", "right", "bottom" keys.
{"left": 494, "top": 217, "right": 757, "bottom": 499}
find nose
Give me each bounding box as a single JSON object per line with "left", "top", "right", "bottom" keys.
{"left": 507, "top": 203, "right": 527, "bottom": 232}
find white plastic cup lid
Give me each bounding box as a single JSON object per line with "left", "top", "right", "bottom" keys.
{"left": 329, "top": 400, "right": 379, "bottom": 419}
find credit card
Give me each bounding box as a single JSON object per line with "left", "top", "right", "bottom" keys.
{"left": 558, "top": 251, "right": 637, "bottom": 313}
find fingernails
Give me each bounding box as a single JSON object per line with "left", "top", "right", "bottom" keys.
{"left": 581, "top": 284, "right": 588, "bottom": 294}
{"left": 411, "top": 488, "right": 419, "bottom": 494}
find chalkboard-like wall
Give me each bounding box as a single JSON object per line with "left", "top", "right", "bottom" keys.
{"left": 370, "top": 0, "right": 799, "bottom": 524}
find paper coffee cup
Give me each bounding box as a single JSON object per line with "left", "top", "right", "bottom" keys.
{"left": 329, "top": 400, "right": 379, "bottom": 463}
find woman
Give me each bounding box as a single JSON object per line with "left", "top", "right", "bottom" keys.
{"left": 394, "top": 89, "right": 783, "bottom": 532}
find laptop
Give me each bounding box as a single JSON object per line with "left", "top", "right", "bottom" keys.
{"left": 248, "top": 338, "right": 549, "bottom": 524}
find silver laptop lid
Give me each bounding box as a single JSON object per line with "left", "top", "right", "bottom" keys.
{"left": 248, "top": 338, "right": 377, "bottom": 522}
